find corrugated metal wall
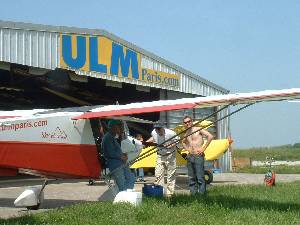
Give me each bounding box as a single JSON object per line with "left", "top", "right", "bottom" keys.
{"left": 157, "top": 89, "right": 230, "bottom": 171}
{"left": 164, "top": 90, "right": 231, "bottom": 171}
{"left": 0, "top": 21, "right": 228, "bottom": 97}
{"left": 217, "top": 107, "right": 231, "bottom": 171}
{"left": 0, "top": 27, "right": 59, "bottom": 70}
{"left": 165, "top": 105, "right": 231, "bottom": 172}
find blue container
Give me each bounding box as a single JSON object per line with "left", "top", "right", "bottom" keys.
{"left": 142, "top": 184, "right": 163, "bottom": 197}
{"left": 213, "top": 168, "right": 222, "bottom": 174}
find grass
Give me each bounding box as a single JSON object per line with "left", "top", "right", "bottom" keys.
{"left": 232, "top": 145, "right": 300, "bottom": 174}
{"left": 233, "top": 145, "right": 300, "bottom": 161}
{"left": 235, "top": 165, "right": 300, "bottom": 174}
{"left": 1, "top": 182, "right": 300, "bottom": 225}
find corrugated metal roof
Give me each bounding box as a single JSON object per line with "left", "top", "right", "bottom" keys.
{"left": 0, "top": 20, "right": 229, "bottom": 95}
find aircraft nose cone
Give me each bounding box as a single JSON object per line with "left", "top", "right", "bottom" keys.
{"left": 228, "top": 137, "right": 234, "bottom": 145}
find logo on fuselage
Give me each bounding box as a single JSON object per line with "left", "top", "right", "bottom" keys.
{"left": 41, "top": 127, "right": 68, "bottom": 140}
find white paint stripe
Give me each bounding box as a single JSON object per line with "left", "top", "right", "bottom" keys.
{"left": 90, "top": 88, "right": 300, "bottom": 113}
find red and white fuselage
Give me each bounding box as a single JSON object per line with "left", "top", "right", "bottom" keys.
{"left": 0, "top": 111, "right": 100, "bottom": 178}
{"left": 1, "top": 88, "right": 300, "bottom": 179}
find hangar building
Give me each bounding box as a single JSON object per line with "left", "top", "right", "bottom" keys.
{"left": 0, "top": 20, "right": 231, "bottom": 171}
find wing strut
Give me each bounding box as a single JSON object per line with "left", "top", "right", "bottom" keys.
{"left": 104, "top": 102, "right": 255, "bottom": 179}
{"left": 129, "top": 103, "right": 254, "bottom": 166}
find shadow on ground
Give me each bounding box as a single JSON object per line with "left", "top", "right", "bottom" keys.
{"left": 0, "top": 197, "right": 91, "bottom": 209}
{"left": 154, "top": 194, "right": 300, "bottom": 213}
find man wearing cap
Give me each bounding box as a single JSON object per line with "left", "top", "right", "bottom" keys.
{"left": 146, "top": 121, "right": 179, "bottom": 196}
{"left": 102, "top": 119, "right": 135, "bottom": 192}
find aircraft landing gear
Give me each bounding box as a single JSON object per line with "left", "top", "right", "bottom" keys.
{"left": 14, "top": 179, "right": 48, "bottom": 210}
{"left": 26, "top": 203, "right": 41, "bottom": 210}
{"left": 88, "top": 179, "right": 95, "bottom": 185}
{"left": 204, "top": 170, "right": 213, "bottom": 184}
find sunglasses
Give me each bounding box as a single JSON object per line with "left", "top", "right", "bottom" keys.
{"left": 183, "top": 120, "right": 192, "bottom": 124}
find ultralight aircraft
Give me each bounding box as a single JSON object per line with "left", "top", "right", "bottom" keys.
{"left": 0, "top": 88, "right": 300, "bottom": 209}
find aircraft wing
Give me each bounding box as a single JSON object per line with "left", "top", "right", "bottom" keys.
{"left": 0, "top": 109, "right": 48, "bottom": 120}
{"left": 73, "top": 88, "right": 300, "bottom": 120}
{"left": 107, "top": 116, "right": 154, "bottom": 124}
{"left": 288, "top": 100, "right": 300, "bottom": 103}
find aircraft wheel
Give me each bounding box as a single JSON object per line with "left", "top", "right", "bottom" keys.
{"left": 26, "top": 203, "right": 40, "bottom": 210}
{"left": 88, "top": 179, "right": 95, "bottom": 185}
{"left": 204, "top": 170, "right": 213, "bottom": 184}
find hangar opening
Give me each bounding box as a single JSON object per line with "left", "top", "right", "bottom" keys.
{"left": 0, "top": 65, "right": 161, "bottom": 138}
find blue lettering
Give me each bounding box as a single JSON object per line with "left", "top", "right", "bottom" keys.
{"left": 142, "top": 69, "right": 147, "bottom": 80}
{"left": 62, "top": 35, "right": 86, "bottom": 69}
{"left": 156, "top": 73, "right": 161, "bottom": 82}
{"left": 89, "top": 37, "right": 107, "bottom": 74}
{"left": 147, "top": 74, "right": 152, "bottom": 82}
{"left": 110, "top": 42, "right": 139, "bottom": 79}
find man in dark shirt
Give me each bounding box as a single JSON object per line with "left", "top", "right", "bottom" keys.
{"left": 102, "top": 120, "right": 135, "bottom": 192}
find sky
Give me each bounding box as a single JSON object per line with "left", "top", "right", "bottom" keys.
{"left": 1, "top": 0, "right": 300, "bottom": 148}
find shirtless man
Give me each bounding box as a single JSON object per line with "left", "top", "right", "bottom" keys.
{"left": 182, "top": 115, "right": 214, "bottom": 194}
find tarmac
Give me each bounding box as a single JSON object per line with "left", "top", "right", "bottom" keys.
{"left": 1, "top": 173, "right": 300, "bottom": 219}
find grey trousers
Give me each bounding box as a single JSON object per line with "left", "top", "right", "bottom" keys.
{"left": 187, "top": 154, "right": 206, "bottom": 194}
{"left": 154, "top": 154, "right": 176, "bottom": 195}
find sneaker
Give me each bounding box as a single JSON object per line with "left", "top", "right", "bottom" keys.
{"left": 165, "top": 193, "right": 173, "bottom": 198}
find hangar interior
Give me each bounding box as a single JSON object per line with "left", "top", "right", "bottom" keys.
{"left": 0, "top": 64, "right": 219, "bottom": 140}
{"left": 0, "top": 65, "right": 162, "bottom": 138}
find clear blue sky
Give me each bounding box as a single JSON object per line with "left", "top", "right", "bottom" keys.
{"left": 1, "top": 0, "right": 300, "bottom": 148}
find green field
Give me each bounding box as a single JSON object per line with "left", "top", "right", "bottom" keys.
{"left": 1, "top": 182, "right": 300, "bottom": 225}
{"left": 233, "top": 144, "right": 300, "bottom": 161}
{"left": 235, "top": 165, "right": 300, "bottom": 174}
{"left": 233, "top": 144, "right": 300, "bottom": 174}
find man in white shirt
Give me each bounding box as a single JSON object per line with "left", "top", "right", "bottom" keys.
{"left": 146, "top": 122, "right": 179, "bottom": 196}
